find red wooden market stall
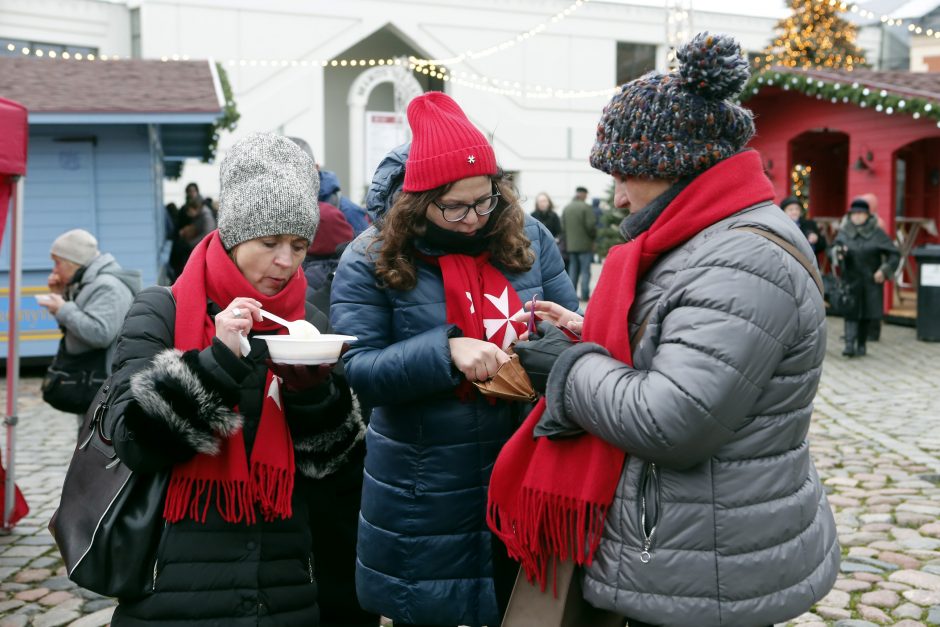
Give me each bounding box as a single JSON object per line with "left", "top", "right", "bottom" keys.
{"left": 744, "top": 67, "right": 940, "bottom": 322}
{"left": 0, "top": 96, "right": 30, "bottom": 531}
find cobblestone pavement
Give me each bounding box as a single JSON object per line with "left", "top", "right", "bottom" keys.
{"left": 1, "top": 318, "right": 939, "bottom": 626}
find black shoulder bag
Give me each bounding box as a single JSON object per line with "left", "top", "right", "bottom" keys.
{"left": 49, "top": 380, "right": 169, "bottom": 598}
{"left": 41, "top": 341, "right": 108, "bottom": 415}
{"left": 49, "top": 290, "right": 174, "bottom": 599}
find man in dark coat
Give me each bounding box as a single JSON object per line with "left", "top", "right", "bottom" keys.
{"left": 832, "top": 197, "right": 900, "bottom": 357}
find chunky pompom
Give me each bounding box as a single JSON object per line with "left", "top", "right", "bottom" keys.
{"left": 677, "top": 32, "right": 749, "bottom": 100}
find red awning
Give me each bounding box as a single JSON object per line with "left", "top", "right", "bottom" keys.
{"left": 0, "top": 97, "right": 28, "bottom": 245}
{"left": 0, "top": 97, "right": 27, "bottom": 176}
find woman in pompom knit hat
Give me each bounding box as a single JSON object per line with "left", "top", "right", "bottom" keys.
{"left": 103, "top": 133, "right": 365, "bottom": 626}
{"left": 488, "top": 33, "right": 839, "bottom": 626}
{"left": 330, "top": 92, "right": 578, "bottom": 626}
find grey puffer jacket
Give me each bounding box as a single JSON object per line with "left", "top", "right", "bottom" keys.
{"left": 56, "top": 253, "right": 141, "bottom": 371}
{"left": 546, "top": 202, "right": 839, "bottom": 627}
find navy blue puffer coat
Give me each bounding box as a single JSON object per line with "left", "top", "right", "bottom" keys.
{"left": 331, "top": 213, "right": 578, "bottom": 626}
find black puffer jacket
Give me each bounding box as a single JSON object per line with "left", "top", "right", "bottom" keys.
{"left": 832, "top": 216, "right": 900, "bottom": 320}
{"left": 108, "top": 287, "right": 365, "bottom": 626}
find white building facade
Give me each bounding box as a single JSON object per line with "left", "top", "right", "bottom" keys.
{"left": 0, "top": 0, "right": 902, "bottom": 209}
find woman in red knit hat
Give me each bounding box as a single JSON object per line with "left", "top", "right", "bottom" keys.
{"left": 330, "top": 92, "right": 579, "bottom": 627}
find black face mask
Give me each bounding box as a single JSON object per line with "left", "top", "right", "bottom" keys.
{"left": 420, "top": 211, "right": 498, "bottom": 256}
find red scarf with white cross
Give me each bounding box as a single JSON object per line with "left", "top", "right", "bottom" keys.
{"left": 425, "top": 252, "right": 527, "bottom": 398}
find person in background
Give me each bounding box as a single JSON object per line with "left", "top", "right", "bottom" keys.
{"left": 832, "top": 197, "right": 900, "bottom": 357}
{"left": 319, "top": 169, "right": 371, "bottom": 235}
{"left": 106, "top": 133, "right": 365, "bottom": 626}
{"left": 285, "top": 136, "right": 379, "bottom": 627}
{"left": 170, "top": 194, "right": 218, "bottom": 279}
{"left": 531, "top": 192, "right": 565, "bottom": 267}
{"left": 562, "top": 186, "right": 596, "bottom": 301}
{"left": 331, "top": 92, "right": 578, "bottom": 627}
{"left": 286, "top": 137, "right": 357, "bottom": 310}
{"left": 491, "top": 32, "right": 838, "bottom": 627}
{"left": 781, "top": 195, "right": 827, "bottom": 255}
{"left": 531, "top": 192, "right": 562, "bottom": 240}
{"left": 39, "top": 229, "right": 141, "bottom": 423}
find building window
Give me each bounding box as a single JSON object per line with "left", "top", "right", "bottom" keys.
{"left": 131, "top": 8, "right": 141, "bottom": 59}
{"left": 0, "top": 37, "right": 98, "bottom": 59}
{"left": 616, "top": 42, "right": 657, "bottom": 85}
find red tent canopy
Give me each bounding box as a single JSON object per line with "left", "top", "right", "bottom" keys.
{"left": 0, "top": 97, "right": 28, "bottom": 242}
{"left": 0, "top": 96, "right": 28, "bottom": 529}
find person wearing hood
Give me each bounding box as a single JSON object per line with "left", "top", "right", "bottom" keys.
{"left": 319, "top": 169, "right": 371, "bottom": 236}
{"left": 489, "top": 33, "right": 838, "bottom": 626}
{"left": 832, "top": 197, "right": 900, "bottom": 357}
{"left": 331, "top": 93, "right": 578, "bottom": 627}
{"left": 781, "top": 196, "right": 827, "bottom": 255}
{"left": 40, "top": 229, "right": 142, "bottom": 420}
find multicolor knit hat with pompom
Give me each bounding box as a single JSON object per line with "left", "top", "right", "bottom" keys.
{"left": 590, "top": 32, "right": 754, "bottom": 179}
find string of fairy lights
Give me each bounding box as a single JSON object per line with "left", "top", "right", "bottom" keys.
{"left": 6, "top": 0, "right": 940, "bottom": 100}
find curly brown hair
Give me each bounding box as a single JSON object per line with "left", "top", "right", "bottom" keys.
{"left": 373, "top": 174, "right": 535, "bottom": 291}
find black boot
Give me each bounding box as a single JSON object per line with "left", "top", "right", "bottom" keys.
{"left": 842, "top": 320, "right": 858, "bottom": 357}
{"left": 856, "top": 319, "right": 869, "bottom": 356}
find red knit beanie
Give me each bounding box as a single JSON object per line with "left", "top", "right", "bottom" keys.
{"left": 403, "top": 92, "right": 497, "bottom": 192}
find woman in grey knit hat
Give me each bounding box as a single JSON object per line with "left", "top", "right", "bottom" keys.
{"left": 497, "top": 33, "right": 838, "bottom": 626}
{"left": 96, "top": 133, "right": 366, "bottom": 626}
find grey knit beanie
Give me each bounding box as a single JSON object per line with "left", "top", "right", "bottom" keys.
{"left": 590, "top": 32, "right": 755, "bottom": 179}
{"left": 50, "top": 229, "right": 99, "bottom": 266}
{"left": 218, "top": 133, "right": 320, "bottom": 250}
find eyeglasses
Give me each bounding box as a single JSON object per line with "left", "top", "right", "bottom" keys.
{"left": 432, "top": 185, "right": 501, "bottom": 223}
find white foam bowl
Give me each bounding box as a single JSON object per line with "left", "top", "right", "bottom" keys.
{"left": 256, "top": 334, "right": 357, "bottom": 365}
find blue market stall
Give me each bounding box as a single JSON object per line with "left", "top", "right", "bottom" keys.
{"left": 0, "top": 57, "right": 223, "bottom": 359}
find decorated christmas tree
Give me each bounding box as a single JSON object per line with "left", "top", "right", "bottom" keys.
{"left": 757, "top": 0, "right": 866, "bottom": 70}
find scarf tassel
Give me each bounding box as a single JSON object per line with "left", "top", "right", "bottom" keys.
{"left": 164, "top": 474, "right": 257, "bottom": 525}
{"left": 251, "top": 461, "right": 294, "bottom": 522}
{"left": 487, "top": 488, "right": 609, "bottom": 596}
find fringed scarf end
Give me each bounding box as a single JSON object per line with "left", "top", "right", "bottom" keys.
{"left": 487, "top": 488, "right": 611, "bottom": 596}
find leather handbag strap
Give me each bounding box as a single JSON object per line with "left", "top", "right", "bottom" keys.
{"left": 734, "top": 226, "right": 825, "bottom": 296}
{"left": 629, "top": 225, "right": 824, "bottom": 352}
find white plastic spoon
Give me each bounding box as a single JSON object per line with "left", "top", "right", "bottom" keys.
{"left": 260, "top": 309, "right": 321, "bottom": 337}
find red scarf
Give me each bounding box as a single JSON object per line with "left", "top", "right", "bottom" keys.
{"left": 423, "top": 253, "right": 528, "bottom": 398}
{"left": 166, "top": 231, "right": 305, "bottom": 525}
{"left": 487, "top": 151, "right": 774, "bottom": 588}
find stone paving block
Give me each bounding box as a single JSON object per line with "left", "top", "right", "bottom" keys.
{"left": 879, "top": 551, "right": 922, "bottom": 570}
{"left": 860, "top": 589, "right": 901, "bottom": 607}
{"left": 903, "top": 589, "right": 940, "bottom": 606}
{"left": 43, "top": 576, "right": 75, "bottom": 591}
{"left": 81, "top": 598, "right": 117, "bottom": 613}
{"left": 821, "top": 589, "right": 852, "bottom": 608}
{"left": 835, "top": 579, "right": 873, "bottom": 592}
{"left": 817, "top": 606, "right": 853, "bottom": 620}
{"left": 14, "top": 568, "right": 51, "bottom": 583}
{"left": 67, "top": 607, "right": 116, "bottom": 627}
{"left": 891, "top": 621, "right": 927, "bottom": 627}
{"left": 0, "top": 599, "right": 25, "bottom": 612}
{"left": 920, "top": 523, "right": 940, "bottom": 537}
{"left": 31, "top": 609, "right": 81, "bottom": 627}
{"left": 893, "top": 602, "right": 924, "bottom": 619}
{"left": 891, "top": 570, "right": 940, "bottom": 591}
{"left": 0, "top": 616, "right": 28, "bottom": 627}
{"left": 14, "top": 588, "right": 48, "bottom": 602}
{"left": 857, "top": 604, "right": 893, "bottom": 624}
{"left": 38, "top": 590, "right": 75, "bottom": 606}
{"left": 0, "top": 545, "right": 47, "bottom": 558}
{"left": 879, "top": 581, "right": 914, "bottom": 591}
{"left": 928, "top": 605, "right": 940, "bottom": 625}
{"left": 832, "top": 619, "right": 878, "bottom": 626}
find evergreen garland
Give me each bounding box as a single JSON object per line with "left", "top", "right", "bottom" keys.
{"left": 740, "top": 69, "right": 940, "bottom": 128}
{"left": 205, "top": 62, "right": 241, "bottom": 162}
